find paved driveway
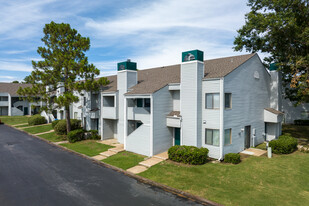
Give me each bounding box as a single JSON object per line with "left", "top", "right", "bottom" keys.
{"left": 0, "top": 125, "right": 203, "bottom": 206}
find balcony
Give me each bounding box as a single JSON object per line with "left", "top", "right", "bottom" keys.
{"left": 0, "top": 101, "right": 8, "bottom": 106}
{"left": 127, "top": 107, "right": 150, "bottom": 124}
{"left": 90, "top": 108, "right": 100, "bottom": 119}
{"left": 166, "top": 111, "right": 181, "bottom": 128}
{"left": 102, "top": 106, "right": 118, "bottom": 119}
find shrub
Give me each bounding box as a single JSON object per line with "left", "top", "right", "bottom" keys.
{"left": 28, "top": 115, "right": 46, "bottom": 126}
{"left": 168, "top": 145, "right": 209, "bottom": 165}
{"left": 224, "top": 153, "right": 241, "bottom": 164}
{"left": 294, "top": 119, "right": 309, "bottom": 125}
{"left": 88, "top": 130, "right": 100, "bottom": 140}
{"left": 269, "top": 135, "right": 298, "bottom": 154}
{"left": 67, "top": 129, "right": 84, "bottom": 143}
{"left": 54, "top": 119, "right": 82, "bottom": 135}
{"left": 52, "top": 120, "right": 60, "bottom": 128}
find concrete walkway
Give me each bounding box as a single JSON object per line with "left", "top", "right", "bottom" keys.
{"left": 35, "top": 129, "right": 54, "bottom": 136}
{"left": 127, "top": 151, "right": 168, "bottom": 174}
{"left": 240, "top": 148, "right": 267, "bottom": 156}
{"left": 93, "top": 140, "right": 124, "bottom": 161}
{"left": 11, "top": 123, "right": 28, "bottom": 127}
{"left": 19, "top": 123, "right": 51, "bottom": 129}
{"left": 54, "top": 140, "right": 69, "bottom": 145}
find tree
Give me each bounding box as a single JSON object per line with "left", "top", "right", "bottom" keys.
{"left": 12, "top": 80, "right": 19, "bottom": 83}
{"left": 234, "top": 0, "right": 309, "bottom": 104}
{"left": 18, "top": 21, "right": 109, "bottom": 133}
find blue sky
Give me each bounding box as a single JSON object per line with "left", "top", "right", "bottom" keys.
{"left": 0, "top": 0, "right": 257, "bottom": 82}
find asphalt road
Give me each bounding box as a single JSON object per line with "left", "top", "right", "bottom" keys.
{"left": 0, "top": 125, "right": 204, "bottom": 206}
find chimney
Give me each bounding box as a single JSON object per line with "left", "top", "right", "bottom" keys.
{"left": 180, "top": 49, "right": 204, "bottom": 147}
{"left": 117, "top": 59, "right": 137, "bottom": 144}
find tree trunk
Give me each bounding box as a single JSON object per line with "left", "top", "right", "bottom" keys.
{"left": 65, "top": 105, "right": 71, "bottom": 134}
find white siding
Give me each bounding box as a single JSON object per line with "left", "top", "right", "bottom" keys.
{"left": 180, "top": 61, "right": 203, "bottom": 147}
{"left": 117, "top": 70, "right": 137, "bottom": 143}
{"left": 126, "top": 124, "right": 151, "bottom": 156}
{"left": 153, "top": 86, "right": 173, "bottom": 155}
{"left": 171, "top": 90, "right": 180, "bottom": 111}
{"left": 202, "top": 79, "right": 221, "bottom": 159}
{"left": 223, "top": 54, "right": 271, "bottom": 155}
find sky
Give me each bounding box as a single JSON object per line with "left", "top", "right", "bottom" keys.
{"left": 0, "top": 0, "right": 257, "bottom": 82}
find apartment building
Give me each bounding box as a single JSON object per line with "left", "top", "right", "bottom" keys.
{"left": 69, "top": 50, "right": 309, "bottom": 159}
{"left": 0, "top": 83, "right": 42, "bottom": 116}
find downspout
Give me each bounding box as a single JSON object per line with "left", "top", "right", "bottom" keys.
{"left": 150, "top": 94, "right": 154, "bottom": 156}
{"left": 219, "top": 78, "right": 224, "bottom": 160}
{"left": 123, "top": 96, "right": 127, "bottom": 150}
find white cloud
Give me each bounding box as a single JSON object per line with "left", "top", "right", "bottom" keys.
{"left": 85, "top": 0, "right": 251, "bottom": 70}
{"left": 0, "top": 61, "right": 33, "bottom": 72}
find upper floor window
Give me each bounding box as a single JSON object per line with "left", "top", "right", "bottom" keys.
{"left": 206, "top": 93, "right": 219, "bottom": 109}
{"left": 0, "top": 96, "right": 8, "bottom": 101}
{"left": 103, "top": 96, "right": 115, "bottom": 107}
{"left": 225, "top": 93, "right": 232, "bottom": 109}
{"left": 83, "top": 97, "right": 86, "bottom": 106}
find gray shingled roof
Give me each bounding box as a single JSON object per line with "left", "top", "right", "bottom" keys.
{"left": 0, "top": 83, "right": 32, "bottom": 96}
{"left": 123, "top": 53, "right": 256, "bottom": 95}
{"left": 265, "top": 108, "right": 284, "bottom": 115}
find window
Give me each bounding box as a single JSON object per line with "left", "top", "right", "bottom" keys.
{"left": 83, "top": 97, "right": 86, "bottom": 106}
{"left": 225, "top": 93, "right": 232, "bottom": 109}
{"left": 205, "top": 129, "right": 219, "bottom": 146}
{"left": 0, "top": 96, "right": 8, "bottom": 101}
{"left": 74, "top": 112, "right": 78, "bottom": 119}
{"left": 144, "top": 98, "right": 151, "bottom": 107}
{"left": 136, "top": 99, "right": 143, "bottom": 107}
{"left": 103, "top": 96, "right": 115, "bottom": 107}
{"left": 206, "top": 93, "right": 219, "bottom": 109}
{"left": 301, "top": 111, "right": 309, "bottom": 119}
{"left": 224, "top": 129, "right": 232, "bottom": 145}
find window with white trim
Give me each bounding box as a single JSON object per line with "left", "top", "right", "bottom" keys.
{"left": 205, "top": 93, "right": 220, "bottom": 109}
{"left": 205, "top": 129, "right": 219, "bottom": 146}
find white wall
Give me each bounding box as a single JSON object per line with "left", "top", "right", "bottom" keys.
{"left": 223, "top": 55, "right": 271, "bottom": 155}
{"left": 180, "top": 61, "right": 203, "bottom": 147}
{"left": 117, "top": 70, "right": 137, "bottom": 144}
{"left": 202, "top": 79, "right": 221, "bottom": 159}
{"left": 126, "top": 124, "right": 151, "bottom": 156}
{"left": 153, "top": 85, "right": 174, "bottom": 155}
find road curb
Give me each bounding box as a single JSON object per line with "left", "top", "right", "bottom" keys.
{"left": 5, "top": 124, "right": 221, "bottom": 206}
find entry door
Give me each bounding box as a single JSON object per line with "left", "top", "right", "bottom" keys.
{"left": 24, "top": 107, "right": 28, "bottom": 115}
{"left": 174, "top": 128, "right": 181, "bottom": 145}
{"left": 244, "top": 125, "right": 251, "bottom": 149}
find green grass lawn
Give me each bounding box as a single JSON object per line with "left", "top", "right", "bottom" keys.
{"left": 140, "top": 152, "right": 309, "bottom": 206}
{"left": 102, "top": 151, "right": 146, "bottom": 170}
{"left": 283, "top": 124, "right": 309, "bottom": 139}
{"left": 0, "top": 116, "right": 29, "bottom": 125}
{"left": 60, "top": 140, "right": 113, "bottom": 157}
{"left": 22, "top": 124, "right": 52, "bottom": 134}
{"left": 38, "top": 132, "right": 66, "bottom": 142}
{"left": 255, "top": 142, "right": 266, "bottom": 150}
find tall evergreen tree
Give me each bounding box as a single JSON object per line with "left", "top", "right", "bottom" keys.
{"left": 18, "top": 21, "right": 109, "bottom": 133}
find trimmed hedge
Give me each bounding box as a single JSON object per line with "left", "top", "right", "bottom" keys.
{"left": 294, "top": 119, "right": 309, "bottom": 125}
{"left": 269, "top": 135, "right": 298, "bottom": 154}
{"left": 168, "top": 145, "right": 209, "bottom": 165}
{"left": 67, "top": 129, "right": 84, "bottom": 143}
{"left": 224, "top": 153, "right": 241, "bottom": 164}
{"left": 28, "top": 115, "right": 46, "bottom": 126}
{"left": 54, "top": 119, "right": 81, "bottom": 135}
{"left": 51, "top": 120, "right": 60, "bottom": 128}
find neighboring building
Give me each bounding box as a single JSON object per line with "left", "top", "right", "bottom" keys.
{"left": 0, "top": 83, "right": 43, "bottom": 116}
{"left": 69, "top": 50, "right": 305, "bottom": 159}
